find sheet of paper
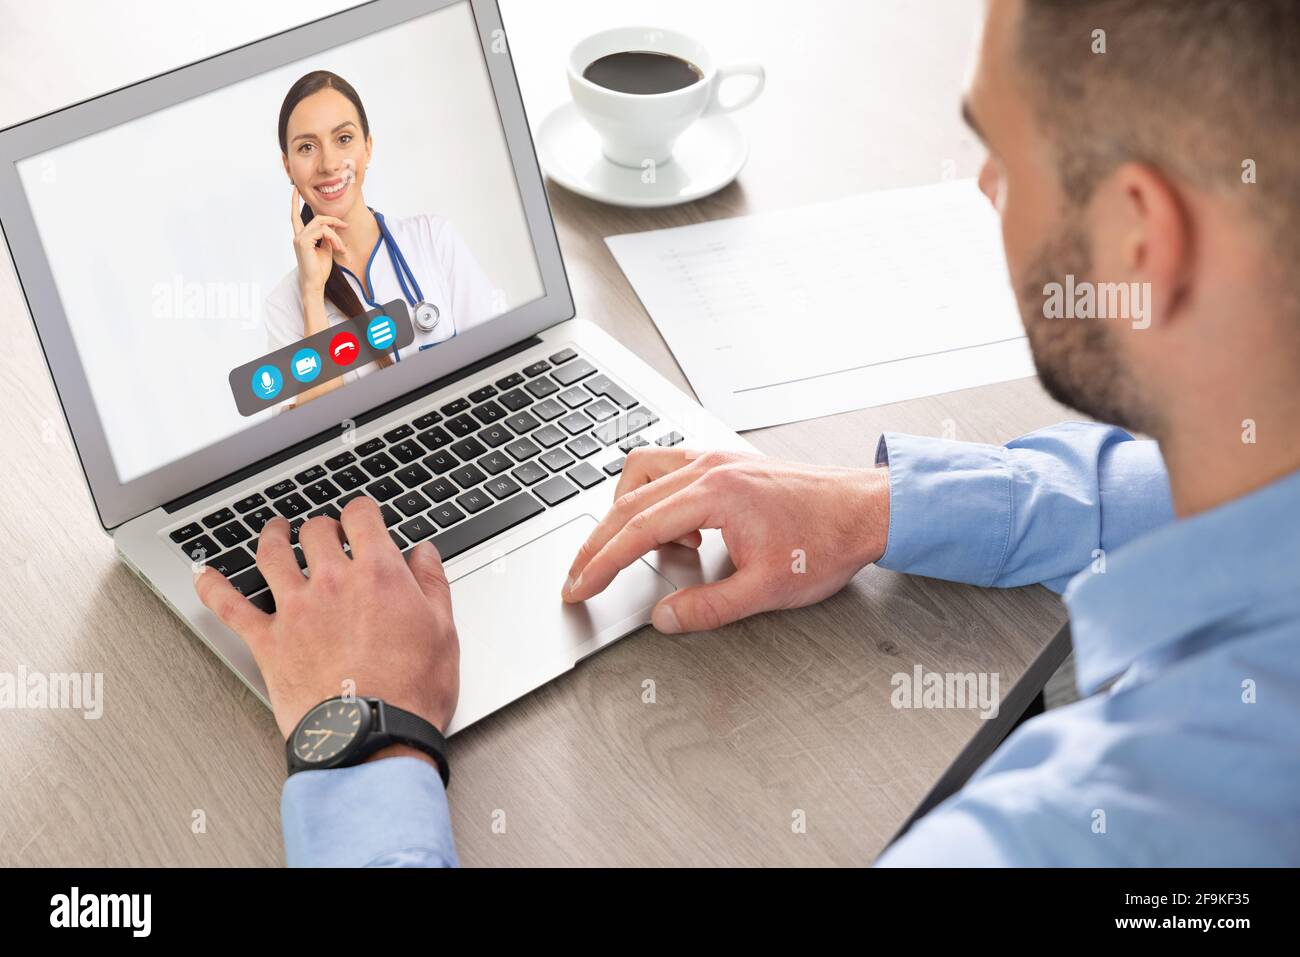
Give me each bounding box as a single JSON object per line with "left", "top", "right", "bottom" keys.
{"left": 605, "top": 179, "right": 1035, "bottom": 431}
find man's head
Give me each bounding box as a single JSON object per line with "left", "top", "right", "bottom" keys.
{"left": 967, "top": 0, "right": 1300, "bottom": 438}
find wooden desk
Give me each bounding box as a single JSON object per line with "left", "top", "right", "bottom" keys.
{"left": 0, "top": 0, "right": 1069, "bottom": 866}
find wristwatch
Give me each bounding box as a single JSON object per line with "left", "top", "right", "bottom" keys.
{"left": 286, "top": 696, "right": 450, "bottom": 786}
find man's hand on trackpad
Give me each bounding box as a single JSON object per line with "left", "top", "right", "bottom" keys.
{"left": 561, "top": 448, "right": 891, "bottom": 634}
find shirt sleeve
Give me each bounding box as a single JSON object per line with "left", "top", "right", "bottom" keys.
{"left": 875, "top": 421, "right": 1173, "bottom": 593}
{"left": 280, "top": 756, "right": 458, "bottom": 867}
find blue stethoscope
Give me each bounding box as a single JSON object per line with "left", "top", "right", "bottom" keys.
{"left": 338, "top": 209, "right": 445, "bottom": 362}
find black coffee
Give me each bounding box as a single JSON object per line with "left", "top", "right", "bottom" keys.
{"left": 582, "top": 51, "right": 704, "bottom": 95}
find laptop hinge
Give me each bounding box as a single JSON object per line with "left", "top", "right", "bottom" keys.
{"left": 163, "top": 335, "right": 543, "bottom": 514}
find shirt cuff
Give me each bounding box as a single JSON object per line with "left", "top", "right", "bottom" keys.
{"left": 874, "top": 432, "right": 1013, "bottom": 587}
{"left": 281, "top": 756, "right": 459, "bottom": 867}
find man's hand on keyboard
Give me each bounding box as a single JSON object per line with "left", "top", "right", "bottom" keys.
{"left": 194, "top": 496, "right": 459, "bottom": 741}
{"left": 561, "top": 448, "right": 891, "bottom": 633}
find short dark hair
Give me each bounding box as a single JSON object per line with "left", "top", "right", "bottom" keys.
{"left": 1018, "top": 0, "right": 1300, "bottom": 260}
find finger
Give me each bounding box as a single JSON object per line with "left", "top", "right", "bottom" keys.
{"left": 612, "top": 445, "right": 703, "bottom": 501}
{"left": 290, "top": 187, "right": 304, "bottom": 235}
{"left": 564, "top": 454, "right": 706, "bottom": 590}
{"left": 565, "top": 485, "right": 714, "bottom": 602}
{"left": 298, "top": 515, "right": 349, "bottom": 574}
{"left": 195, "top": 565, "right": 271, "bottom": 639}
{"left": 319, "top": 225, "right": 345, "bottom": 255}
{"left": 649, "top": 568, "right": 766, "bottom": 634}
{"left": 256, "top": 517, "right": 305, "bottom": 594}
{"left": 406, "top": 541, "right": 452, "bottom": 610}
{"left": 671, "top": 531, "right": 703, "bottom": 549}
{"left": 339, "top": 495, "right": 396, "bottom": 564}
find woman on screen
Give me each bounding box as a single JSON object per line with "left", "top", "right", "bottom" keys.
{"left": 264, "top": 70, "right": 499, "bottom": 409}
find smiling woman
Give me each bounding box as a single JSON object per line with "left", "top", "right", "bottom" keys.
{"left": 263, "top": 69, "right": 500, "bottom": 410}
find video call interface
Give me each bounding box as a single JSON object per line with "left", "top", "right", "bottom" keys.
{"left": 16, "top": 1, "right": 545, "bottom": 484}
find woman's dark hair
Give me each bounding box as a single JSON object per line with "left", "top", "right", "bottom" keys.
{"left": 279, "top": 71, "right": 392, "bottom": 366}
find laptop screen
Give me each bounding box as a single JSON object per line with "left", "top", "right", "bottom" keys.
{"left": 14, "top": 1, "right": 545, "bottom": 484}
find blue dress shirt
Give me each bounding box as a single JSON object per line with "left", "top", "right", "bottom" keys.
{"left": 281, "top": 421, "right": 1300, "bottom": 866}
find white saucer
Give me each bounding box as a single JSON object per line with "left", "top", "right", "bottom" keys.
{"left": 536, "top": 101, "right": 749, "bottom": 208}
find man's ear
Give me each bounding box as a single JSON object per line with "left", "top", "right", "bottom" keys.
{"left": 1095, "top": 161, "right": 1192, "bottom": 330}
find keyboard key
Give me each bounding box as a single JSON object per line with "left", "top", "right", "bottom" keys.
{"left": 429, "top": 503, "right": 467, "bottom": 528}
{"left": 485, "top": 475, "right": 521, "bottom": 499}
{"left": 495, "top": 372, "right": 524, "bottom": 390}
{"left": 325, "top": 451, "right": 356, "bottom": 470}
{"left": 180, "top": 534, "right": 219, "bottom": 562}
{"left": 551, "top": 358, "right": 596, "bottom": 386}
{"left": 395, "top": 463, "right": 433, "bottom": 488}
{"left": 294, "top": 464, "right": 327, "bottom": 484}
{"left": 603, "top": 457, "right": 626, "bottom": 476}
{"left": 478, "top": 425, "right": 512, "bottom": 448}
{"left": 393, "top": 491, "right": 432, "bottom": 517}
{"left": 398, "top": 515, "right": 438, "bottom": 542}
{"left": 467, "top": 385, "right": 498, "bottom": 403}
{"left": 169, "top": 522, "right": 202, "bottom": 543}
{"left": 244, "top": 506, "right": 277, "bottom": 532}
{"left": 293, "top": 546, "right": 307, "bottom": 569}
{"left": 567, "top": 462, "right": 605, "bottom": 489}
{"left": 423, "top": 450, "right": 460, "bottom": 475}
{"left": 249, "top": 591, "right": 276, "bottom": 614}
{"left": 585, "top": 399, "right": 617, "bottom": 421}
{"left": 381, "top": 504, "right": 402, "bottom": 527}
{"left": 274, "top": 493, "right": 310, "bottom": 518}
{"left": 201, "top": 507, "right": 235, "bottom": 529}
{"left": 533, "top": 475, "right": 578, "bottom": 507}
{"left": 512, "top": 461, "right": 547, "bottom": 486}
{"left": 360, "top": 451, "right": 398, "bottom": 477}
{"left": 307, "top": 504, "right": 340, "bottom": 521}
{"left": 504, "top": 411, "right": 539, "bottom": 434}
{"left": 207, "top": 547, "right": 255, "bottom": 578}
{"left": 558, "top": 412, "right": 594, "bottom": 435}
{"left": 656, "top": 431, "right": 685, "bottom": 447}
{"left": 592, "top": 407, "right": 659, "bottom": 446}
{"left": 531, "top": 398, "right": 565, "bottom": 421}
{"left": 525, "top": 376, "right": 560, "bottom": 399}
{"left": 412, "top": 411, "right": 442, "bottom": 430}
{"left": 450, "top": 437, "right": 488, "bottom": 461}
{"left": 421, "top": 478, "right": 457, "bottom": 503}
{"left": 265, "top": 479, "right": 296, "bottom": 499}
{"left": 428, "top": 493, "right": 544, "bottom": 561}
{"left": 541, "top": 448, "right": 576, "bottom": 472}
{"left": 228, "top": 566, "right": 268, "bottom": 597}
{"left": 522, "top": 360, "right": 551, "bottom": 377}
{"left": 450, "top": 464, "right": 487, "bottom": 489}
{"left": 232, "top": 493, "right": 266, "bottom": 514}
{"left": 302, "top": 479, "right": 340, "bottom": 505}
{"left": 549, "top": 348, "right": 577, "bottom": 364}
{"left": 584, "top": 374, "right": 638, "bottom": 410}
{"left": 389, "top": 440, "right": 424, "bottom": 464}
{"left": 365, "top": 477, "right": 403, "bottom": 501}
{"left": 417, "top": 425, "right": 453, "bottom": 451}
{"left": 390, "top": 530, "right": 409, "bottom": 550}
{"left": 619, "top": 435, "right": 650, "bottom": 453}
{"left": 446, "top": 413, "right": 478, "bottom": 437}
{"left": 472, "top": 400, "right": 506, "bottom": 424}
{"left": 533, "top": 424, "right": 566, "bottom": 448}
{"left": 456, "top": 488, "right": 493, "bottom": 514}
{"left": 558, "top": 386, "right": 591, "bottom": 408}
{"left": 213, "top": 520, "right": 251, "bottom": 549}
{"left": 337, "top": 490, "right": 366, "bottom": 509}
{"left": 289, "top": 516, "right": 307, "bottom": 544}
{"left": 504, "top": 437, "right": 540, "bottom": 461}
{"left": 567, "top": 435, "right": 601, "bottom": 459}
{"left": 383, "top": 424, "right": 414, "bottom": 443}
{"left": 477, "top": 451, "right": 512, "bottom": 475}
{"left": 440, "top": 398, "right": 471, "bottom": 416}
{"left": 498, "top": 389, "right": 533, "bottom": 412}
{"left": 356, "top": 438, "right": 385, "bottom": 457}
{"left": 334, "top": 466, "right": 367, "bottom": 490}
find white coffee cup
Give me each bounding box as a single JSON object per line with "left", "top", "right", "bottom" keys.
{"left": 567, "top": 26, "right": 765, "bottom": 168}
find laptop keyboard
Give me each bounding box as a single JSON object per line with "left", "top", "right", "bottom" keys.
{"left": 166, "top": 348, "right": 687, "bottom": 613}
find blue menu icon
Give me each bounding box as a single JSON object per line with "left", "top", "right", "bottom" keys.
{"left": 366, "top": 314, "right": 396, "bottom": 351}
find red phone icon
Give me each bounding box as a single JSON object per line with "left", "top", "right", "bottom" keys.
{"left": 330, "top": 331, "right": 360, "bottom": 366}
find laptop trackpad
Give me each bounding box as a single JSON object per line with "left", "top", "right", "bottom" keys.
{"left": 447, "top": 514, "right": 676, "bottom": 732}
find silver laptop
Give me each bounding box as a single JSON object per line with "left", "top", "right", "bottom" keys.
{"left": 0, "top": 0, "right": 751, "bottom": 734}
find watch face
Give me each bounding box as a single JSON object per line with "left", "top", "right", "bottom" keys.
{"left": 292, "top": 698, "right": 366, "bottom": 765}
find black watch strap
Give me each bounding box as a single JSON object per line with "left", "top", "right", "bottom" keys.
{"left": 378, "top": 701, "right": 450, "bottom": 788}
